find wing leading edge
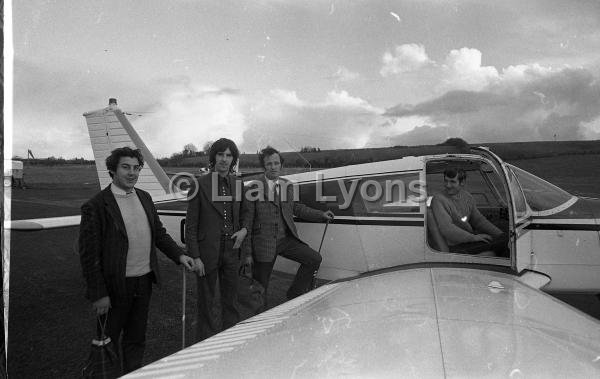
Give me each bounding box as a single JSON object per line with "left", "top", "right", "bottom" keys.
{"left": 5, "top": 216, "right": 81, "bottom": 231}
{"left": 125, "top": 267, "right": 600, "bottom": 378}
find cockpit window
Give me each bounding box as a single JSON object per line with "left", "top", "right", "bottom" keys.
{"left": 508, "top": 164, "right": 572, "bottom": 212}
{"left": 505, "top": 167, "right": 528, "bottom": 219}
{"left": 360, "top": 172, "right": 423, "bottom": 214}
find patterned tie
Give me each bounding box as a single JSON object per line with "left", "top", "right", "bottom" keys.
{"left": 274, "top": 182, "right": 280, "bottom": 204}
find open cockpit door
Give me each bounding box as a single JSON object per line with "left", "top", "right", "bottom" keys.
{"left": 424, "top": 152, "right": 511, "bottom": 267}
{"left": 470, "top": 147, "right": 533, "bottom": 273}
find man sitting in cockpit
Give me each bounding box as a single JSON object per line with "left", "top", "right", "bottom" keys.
{"left": 430, "top": 167, "right": 508, "bottom": 256}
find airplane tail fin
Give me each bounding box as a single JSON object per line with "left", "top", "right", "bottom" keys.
{"left": 83, "top": 98, "right": 173, "bottom": 199}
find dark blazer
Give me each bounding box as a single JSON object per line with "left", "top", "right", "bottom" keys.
{"left": 185, "top": 173, "right": 246, "bottom": 272}
{"left": 243, "top": 176, "right": 324, "bottom": 262}
{"left": 78, "top": 185, "right": 184, "bottom": 304}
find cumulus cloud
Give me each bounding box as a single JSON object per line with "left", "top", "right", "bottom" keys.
{"left": 241, "top": 90, "right": 384, "bottom": 153}
{"left": 377, "top": 44, "right": 600, "bottom": 145}
{"left": 381, "top": 45, "right": 500, "bottom": 93}
{"left": 137, "top": 83, "right": 248, "bottom": 158}
{"left": 12, "top": 59, "right": 389, "bottom": 159}
{"left": 380, "top": 44, "right": 433, "bottom": 76}
{"left": 383, "top": 65, "right": 600, "bottom": 145}
{"left": 439, "top": 48, "right": 500, "bottom": 92}
{"left": 11, "top": 62, "right": 249, "bottom": 159}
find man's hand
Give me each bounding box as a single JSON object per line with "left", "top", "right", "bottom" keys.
{"left": 322, "top": 210, "right": 335, "bottom": 221}
{"left": 473, "top": 233, "right": 492, "bottom": 243}
{"left": 179, "top": 254, "right": 195, "bottom": 271}
{"left": 244, "top": 255, "right": 254, "bottom": 266}
{"left": 231, "top": 227, "right": 248, "bottom": 249}
{"left": 93, "top": 296, "right": 111, "bottom": 315}
{"left": 193, "top": 257, "right": 206, "bottom": 277}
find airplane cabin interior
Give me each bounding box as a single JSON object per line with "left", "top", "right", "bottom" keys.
{"left": 425, "top": 159, "right": 511, "bottom": 258}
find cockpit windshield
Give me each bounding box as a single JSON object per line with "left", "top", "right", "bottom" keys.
{"left": 508, "top": 164, "right": 573, "bottom": 212}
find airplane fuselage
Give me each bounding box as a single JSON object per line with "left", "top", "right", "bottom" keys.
{"left": 154, "top": 159, "right": 600, "bottom": 293}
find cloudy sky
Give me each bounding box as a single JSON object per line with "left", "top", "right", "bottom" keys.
{"left": 8, "top": 0, "right": 600, "bottom": 159}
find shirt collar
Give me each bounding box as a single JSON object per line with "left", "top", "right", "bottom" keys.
{"left": 218, "top": 174, "right": 230, "bottom": 186}
{"left": 265, "top": 175, "right": 279, "bottom": 189}
{"left": 111, "top": 183, "right": 135, "bottom": 196}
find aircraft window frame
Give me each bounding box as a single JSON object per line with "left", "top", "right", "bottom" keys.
{"left": 479, "top": 163, "right": 508, "bottom": 208}
{"left": 357, "top": 172, "right": 423, "bottom": 215}
{"left": 425, "top": 158, "right": 509, "bottom": 209}
{"left": 298, "top": 179, "right": 363, "bottom": 217}
{"left": 504, "top": 166, "right": 530, "bottom": 221}
{"left": 507, "top": 164, "right": 576, "bottom": 217}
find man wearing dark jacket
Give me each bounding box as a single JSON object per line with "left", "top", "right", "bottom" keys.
{"left": 185, "top": 138, "right": 249, "bottom": 341}
{"left": 79, "top": 147, "right": 194, "bottom": 375}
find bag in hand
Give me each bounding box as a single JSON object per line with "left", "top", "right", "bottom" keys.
{"left": 237, "top": 264, "right": 265, "bottom": 321}
{"left": 81, "top": 314, "right": 120, "bottom": 379}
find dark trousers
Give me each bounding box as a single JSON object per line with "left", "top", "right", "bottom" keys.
{"left": 253, "top": 235, "right": 322, "bottom": 305}
{"left": 195, "top": 235, "right": 241, "bottom": 342}
{"left": 449, "top": 233, "right": 509, "bottom": 257}
{"left": 101, "top": 272, "right": 153, "bottom": 375}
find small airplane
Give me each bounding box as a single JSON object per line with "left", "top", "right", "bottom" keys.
{"left": 10, "top": 98, "right": 599, "bottom": 293}
{"left": 7, "top": 99, "right": 600, "bottom": 376}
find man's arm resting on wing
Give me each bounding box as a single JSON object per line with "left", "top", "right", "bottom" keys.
{"left": 293, "top": 201, "right": 335, "bottom": 222}
{"left": 288, "top": 180, "right": 334, "bottom": 222}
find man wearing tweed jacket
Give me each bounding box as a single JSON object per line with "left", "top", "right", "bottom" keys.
{"left": 243, "top": 146, "right": 334, "bottom": 304}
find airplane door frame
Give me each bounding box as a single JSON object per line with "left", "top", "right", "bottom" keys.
{"left": 470, "top": 147, "right": 533, "bottom": 272}
{"left": 424, "top": 155, "right": 511, "bottom": 267}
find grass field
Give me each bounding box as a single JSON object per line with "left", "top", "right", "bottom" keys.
{"left": 6, "top": 150, "right": 600, "bottom": 377}
{"left": 7, "top": 166, "right": 304, "bottom": 377}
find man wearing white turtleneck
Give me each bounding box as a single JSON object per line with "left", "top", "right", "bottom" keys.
{"left": 79, "top": 147, "right": 194, "bottom": 375}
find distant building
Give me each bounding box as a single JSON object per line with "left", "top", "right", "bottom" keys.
{"left": 4, "top": 160, "right": 25, "bottom": 188}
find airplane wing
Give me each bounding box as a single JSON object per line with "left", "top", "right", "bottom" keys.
{"left": 4, "top": 216, "right": 81, "bottom": 231}
{"left": 124, "top": 267, "right": 600, "bottom": 378}
{"left": 5, "top": 193, "right": 186, "bottom": 231}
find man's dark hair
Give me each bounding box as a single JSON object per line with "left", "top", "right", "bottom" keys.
{"left": 258, "top": 146, "right": 284, "bottom": 168}
{"left": 443, "top": 167, "right": 467, "bottom": 183}
{"left": 105, "top": 147, "right": 144, "bottom": 178}
{"left": 208, "top": 138, "right": 239, "bottom": 173}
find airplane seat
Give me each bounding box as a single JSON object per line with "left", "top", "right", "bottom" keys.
{"left": 426, "top": 207, "right": 449, "bottom": 252}
{"left": 426, "top": 196, "right": 498, "bottom": 256}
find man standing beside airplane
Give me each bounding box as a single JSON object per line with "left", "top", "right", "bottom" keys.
{"left": 78, "top": 147, "right": 195, "bottom": 375}
{"left": 185, "top": 138, "right": 248, "bottom": 341}
{"left": 243, "top": 146, "right": 334, "bottom": 305}
{"left": 431, "top": 167, "right": 508, "bottom": 256}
